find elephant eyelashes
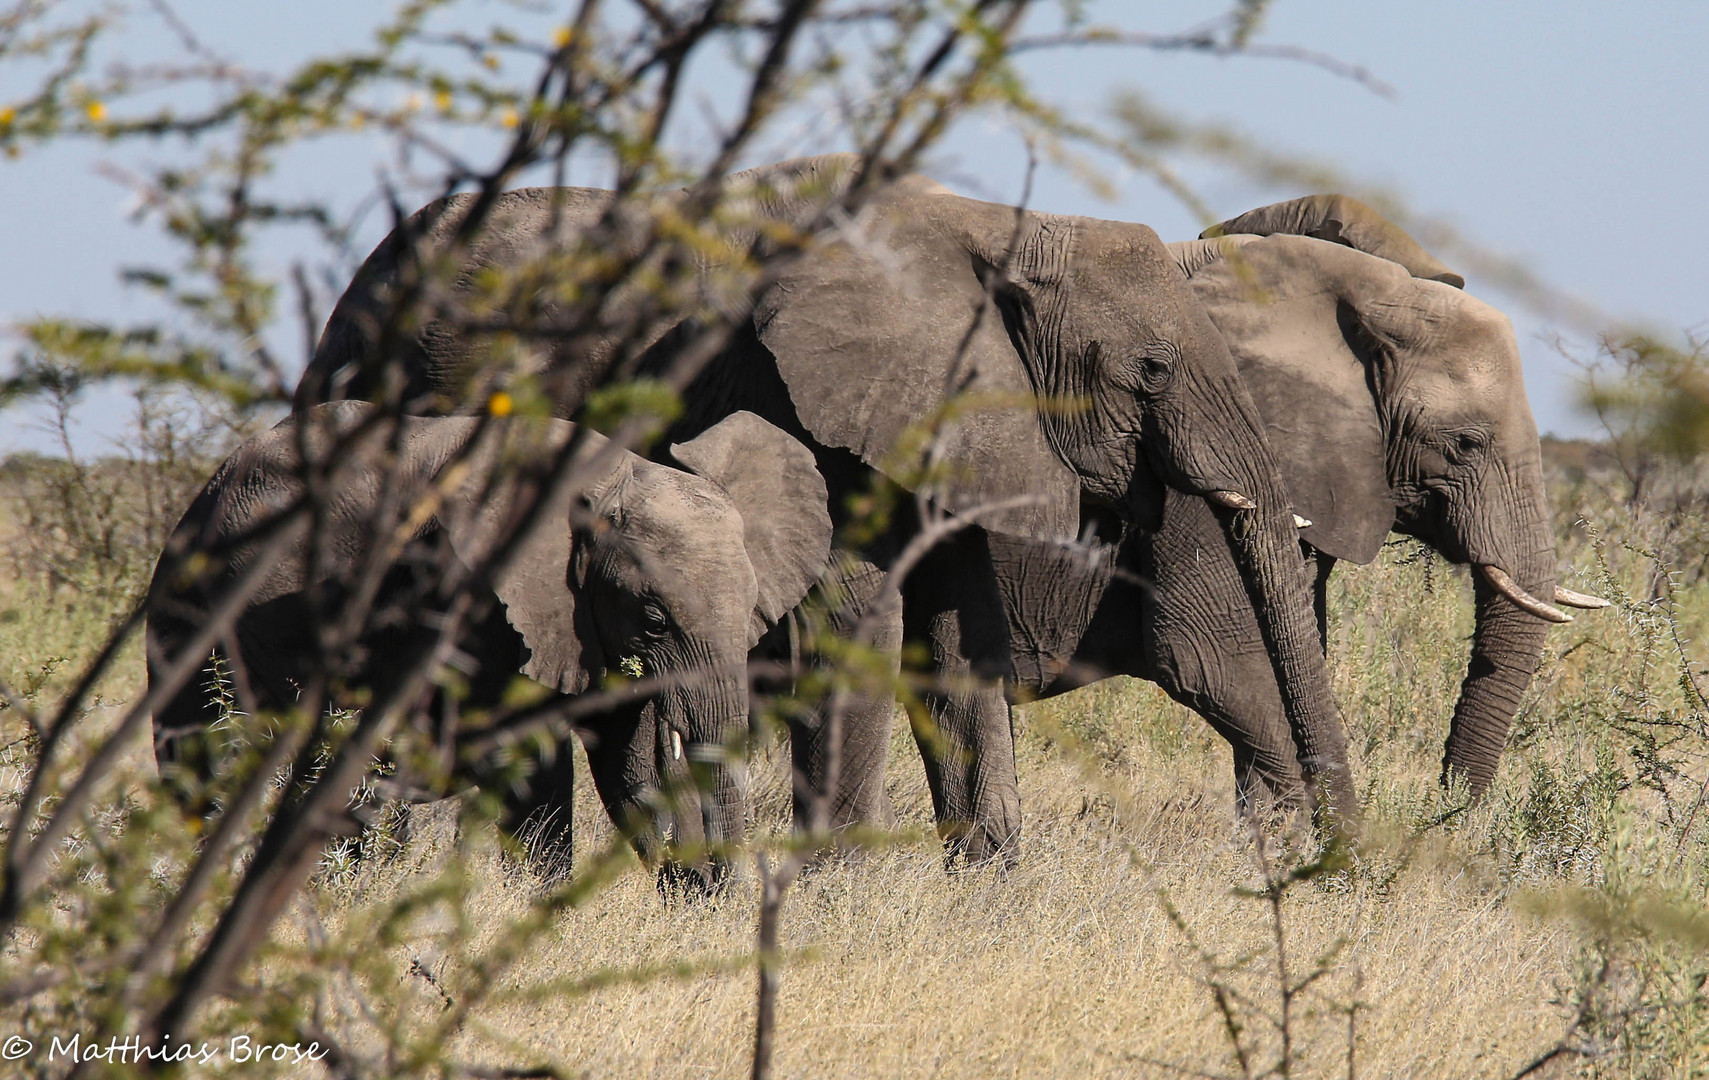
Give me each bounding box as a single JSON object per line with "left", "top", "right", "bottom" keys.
{"left": 1086, "top": 341, "right": 1171, "bottom": 395}
{"left": 640, "top": 603, "right": 671, "bottom": 632}
{"left": 1135, "top": 351, "right": 1175, "bottom": 395}
{"left": 1444, "top": 429, "right": 1488, "bottom": 464}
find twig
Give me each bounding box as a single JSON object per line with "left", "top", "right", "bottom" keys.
{"left": 1010, "top": 28, "right": 1395, "bottom": 98}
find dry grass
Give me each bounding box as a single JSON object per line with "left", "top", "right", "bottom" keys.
{"left": 397, "top": 727, "right": 1578, "bottom": 1080}
{"left": 4, "top": 451, "right": 1707, "bottom": 1079}
{"left": 297, "top": 544, "right": 1610, "bottom": 1080}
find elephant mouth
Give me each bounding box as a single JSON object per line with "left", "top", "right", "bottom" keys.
{"left": 1475, "top": 564, "right": 1607, "bottom": 623}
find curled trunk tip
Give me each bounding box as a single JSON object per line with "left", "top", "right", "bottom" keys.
{"left": 1478, "top": 564, "right": 1572, "bottom": 624}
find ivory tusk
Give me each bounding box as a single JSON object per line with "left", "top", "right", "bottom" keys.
{"left": 670, "top": 729, "right": 683, "bottom": 761}
{"left": 1207, "top": 490, "right": 1257, "bottom": 511}
{"left": 1293, "top": 514, "right": 1313, "bottom": 529}
{"left": 1477, "top": 564, "right": 1573, "bottom": 624}
{"left": 1554, "top": 584, "right": 1611, "bottom": 609}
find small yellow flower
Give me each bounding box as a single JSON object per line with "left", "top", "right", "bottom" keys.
{"left": 84, "top": 100, "right": 106, "bottom": 123}
{"left": 481, "top": 53, "right": 500, "bottom": 71}
{"left": 487, "top": 391, "right": 513, "bottom": 416}
{"left": 433, "top": 89, "right": 454, "bottom": 113}
{"left": 0, "top": 106, "right": 15, "bottom": 127}
{"left": 551, "top": 26, "right": 574, "bottom": 49}
{"left": 499, "top": 106, "right": 520, "bottom": 129}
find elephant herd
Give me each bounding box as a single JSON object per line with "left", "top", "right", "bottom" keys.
{"left": 143, "top": 154, "right": 1606, "bottom": 885}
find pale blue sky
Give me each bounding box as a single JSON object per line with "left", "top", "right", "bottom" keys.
{"left": 3, "top": 1, "right": 1705, "bottom": 453}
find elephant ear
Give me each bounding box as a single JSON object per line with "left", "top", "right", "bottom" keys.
{"left": 1183, "top": 235, "right": 1398, "bottom": 564}
{"left": 1204, "top": 195, "right": 1466, "bottom": 289}
{"left": 751, "top": 189, "right": 1080, "bottom": 541}
{"left": 436, "top": 419, "right": 618, "bottom": 694}
{"left": 669, "top": 411, "right": 833, "bottom": 643}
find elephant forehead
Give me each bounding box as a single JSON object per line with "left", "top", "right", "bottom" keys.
{"left": 624, "top": 474, "right": 742, "bottom": 541}
{"left": 441, "top": 186, "right": 619, "bottom": 261}
{"left": 1062, "top": 221, "right": 1188, "bottom": 320}
{"left": 1074, "top": 217, "right": 1169, "bottom": 276}
{"left": 1400, "top": 282, "right": 1522, "bottom": 383}
{"left": 615, "top": 483, "right": 755, "bottom": 600}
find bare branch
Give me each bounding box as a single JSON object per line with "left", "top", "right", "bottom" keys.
{"left": 1010, "top": 26, "right": 1395, "bottom": 98}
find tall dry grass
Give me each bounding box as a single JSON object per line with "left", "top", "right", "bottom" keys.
{"left": 2, "top": 441, "right": 1707, "bottom": 1078}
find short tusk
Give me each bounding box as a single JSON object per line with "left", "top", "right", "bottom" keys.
{"left": 1207, "top": 490, "right": 1257, "bottom": 511}
{"left": 1554, "top": 584, "right": 1611, "bottom": 610}
{"left": 1477, "top": 565, "right": 1573, "bottom": 624}
{"left": 1293, "top": 514, "right": 1313, "bottom": 529}
{"left": 670, "top": 729, "right": 683, "bottom": 761}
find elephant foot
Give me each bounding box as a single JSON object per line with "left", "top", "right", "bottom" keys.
{"left": 656, "top": 857, "right": 731, "bottom": 903}
{"left": 1232, "top": 776, "right": 1305, "bottom": 828}
{"left": 939, "top": 820, "right": 1021, "bottom": 873}
{"left": 795, "top": 837, "right": 889, "bottom": 880}
{"left": 1230, "top": 796, "right": 1310, "bottom": 849}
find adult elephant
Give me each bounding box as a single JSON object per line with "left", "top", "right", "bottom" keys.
{"left": 298, "top": 156, "right": 1359, "bottom": 860}
{"left": 147, "top": 405, "right": 832, "bottom": 883}
{"left": 979, "top": 197, "right": 1605, "bottom": 810}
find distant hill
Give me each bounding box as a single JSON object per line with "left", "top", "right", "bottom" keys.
{"left": 1538, "top": 435, "right": 1619, "bottom": 478}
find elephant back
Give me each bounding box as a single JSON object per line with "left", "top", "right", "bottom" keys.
{"left": 1203, "top": 194, "right": 1465, "bottom": 288}
{"left": 299, "top": 157, "right": 947, "bottom": 419}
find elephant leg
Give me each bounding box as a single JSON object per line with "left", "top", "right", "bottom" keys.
{"left": 1155, "top": 647, "right": 1306, "bottom": 820}
{"left": 578, "top": 698, "right": 667, "bottom": 863}
{"left": 1222, "top": 699, "right": 1306, "bottom": 819}
{"left": 492, "top": 716, "right": 581, "bottom": 879}
{"left": 902, "top": 530, "right": 1022, "bottom": 868}
{"left": 789, "top": 558, "right": 903, "bottom": 836}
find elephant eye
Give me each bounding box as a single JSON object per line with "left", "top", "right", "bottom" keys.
{"left": 1134, "top": 349, "right": 1175, "bottom": 395}
{"left": 640, "top": 602, "right": 671, "bottom": 632}
{"left": 1445, "top": 429, "right": 1487, "bottom": 463}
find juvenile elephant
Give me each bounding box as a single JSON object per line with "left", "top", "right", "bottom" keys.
{"left": 973, "top": 197, "right": 1605, "bottom": 810}
{"left": 146, "top": 404, "right": 832, "bottom": 878}
{"left": 298, "top": 154, "right": 1357, "bottom": 862}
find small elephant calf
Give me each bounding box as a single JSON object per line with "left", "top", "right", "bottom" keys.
{"left": 146, "top": 404, "right": 831, "bottom": 880}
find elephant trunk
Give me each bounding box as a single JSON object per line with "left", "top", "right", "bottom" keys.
{"left": 1440, "top": 516, "right": 1556, "bottom": 798}
{"left": 1172, "top": 386, "right": 1358, "bottom": 830}
{"left": 1233, "top": 481, "right": 1358, "bottom": 829}
{"left": 654, "top": 670, "right": 748, "bottom": 891}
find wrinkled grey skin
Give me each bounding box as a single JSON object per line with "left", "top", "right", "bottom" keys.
{"left": 972, "top": 198, "right": 1590, "bottom": 808}
{"left": 147, "top": 405, "right": 830, "bottom": 882}
{"left": 298, "top": 156, "right": 1357, "bottom": 861}
{"left": 298, "top": 160, "right": 950, "bottom": 415}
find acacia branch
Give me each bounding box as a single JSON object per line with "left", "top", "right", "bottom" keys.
{"left": 1010, "top": 27, "right": 1395, "bottom": 98}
